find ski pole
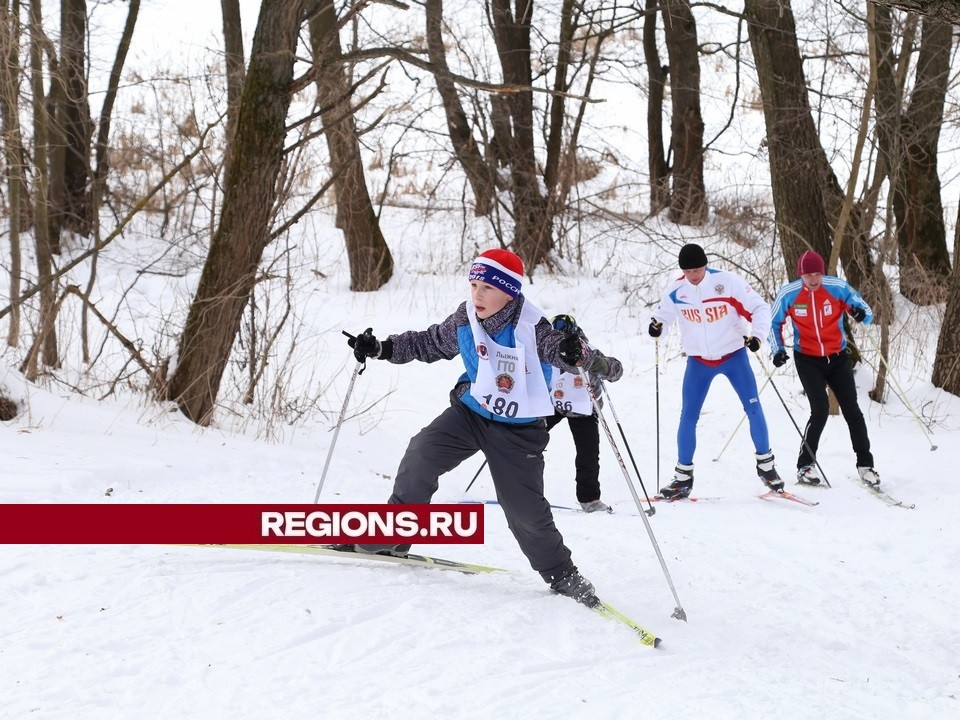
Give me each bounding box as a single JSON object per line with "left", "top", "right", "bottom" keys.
{"left": 313, "top": 333, "right": 365, "bottom": 503}
{"left": 654, "top": 339, "right": 660, "bottom": 491}
{"left": 755, "top": 355, "right": 831, "bottom": 488}
{"left": 578, "top": 367, "right": 687, "bottom": 622}
{"left": 861, "top": 332, "right": 937, "bottom": 451}
{"left": 599, "top": 379, "right": 656, "bottom": 516}
{"left": 462, "top": 460, "right": 488, "bottom": 495}
{"left": 713, "top": 372, "right": 772, "bottom": 462}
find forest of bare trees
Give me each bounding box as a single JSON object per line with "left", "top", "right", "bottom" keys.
{"left": 2, "top": 0, "right": 960, "bottom": 425}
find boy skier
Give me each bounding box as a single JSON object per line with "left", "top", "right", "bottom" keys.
{"left": 345, "top": 248, "right": 611, "bottom": 605}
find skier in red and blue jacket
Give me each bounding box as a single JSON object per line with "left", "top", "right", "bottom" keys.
{"left": 768, "top": 250, "right": 881, "bottom": 487}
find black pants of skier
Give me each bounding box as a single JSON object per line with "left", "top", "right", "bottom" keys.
{"left": 794, "top": 350, "right": 874, "bottom": 469}
{"left": 544, "top": 411, "right": 602, "bottom": 503}
{"left": 389, "top": 395, "right": 575, "bottom": 581}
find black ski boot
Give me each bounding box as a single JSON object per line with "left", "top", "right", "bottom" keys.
{"left": 334, "top": 543, "right": 412, "bottom": 556}
{"left": 547, "top": 567, "right": 599, "bottom": 607}
{"left": 659, "top": 464, "right": 694, "bottom": 499}
{"left": 756, "top": 451, "right": 784, "bottom": 491}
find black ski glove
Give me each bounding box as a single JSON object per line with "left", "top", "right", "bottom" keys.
{"left": 559, "top": 332, "right": 584, "bottom": 365}
{"left": 850, "top": 306, "right": 866, "bottom": 323}
{"left": 347, "top": 328, "right": 381, "bottom": 363}
{"left": 773, "top": 350, "right": 789, "bottom": 368}
{"left": 648, "top": 319, "right": 663, "bottom": 338}
{"left": 744, "top": 336, "right": 761, "bottom": 353}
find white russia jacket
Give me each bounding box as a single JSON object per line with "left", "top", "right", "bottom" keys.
{"left": 651, "top": 267, "right": 771, "bottom": 360}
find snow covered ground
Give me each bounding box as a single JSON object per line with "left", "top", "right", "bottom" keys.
{"left": 3, "top": 242, "right": 959, "bottom": 719}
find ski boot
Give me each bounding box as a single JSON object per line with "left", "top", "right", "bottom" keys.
{"left": 756, "top": 452, "right": 784, "bottom": 492}
{"left": 658, "top": 464, "right": 694, "bottom": 499}
{"left": 857, "top": 466, "right": 881, "bottom": 488}
{"left": 334, "top": 543, "right": 412, "bottom": 556}
{"left": 579, "top": 499, "right": 612, "bottom": 514}
{"left": 548, "top": 568, "right": 599, "bottom": 607}
{"left": 796, "top": 464, "right": 822, "bottom": 486}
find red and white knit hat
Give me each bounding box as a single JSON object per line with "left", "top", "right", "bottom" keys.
{"left": 468, "top": 248, "right": 524, "bottom": 298}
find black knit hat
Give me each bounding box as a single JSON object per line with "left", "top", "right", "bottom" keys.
{"left": 678, "top": 243, "right": 708, "bottom": 270}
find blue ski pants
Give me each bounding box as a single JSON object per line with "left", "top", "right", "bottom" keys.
{"left": 677, "top": 348, "right": 770, "bottom": 465}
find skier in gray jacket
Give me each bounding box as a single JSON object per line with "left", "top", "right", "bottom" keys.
{"left": 346, "top": 248, "right": 610, "bottom": 606}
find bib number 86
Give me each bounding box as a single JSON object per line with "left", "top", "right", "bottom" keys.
{"left": 482, "top": 394, "right": 519, "bottom": 418}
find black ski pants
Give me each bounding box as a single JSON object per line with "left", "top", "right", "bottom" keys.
{"left": 544, "top": 411, "right": 602, "bottom": 503}
{"left": 390, "top": 396, "right": 575, "bottom": 582}
{"left": 794, "top": 350, "right": 874, "bottom": 469}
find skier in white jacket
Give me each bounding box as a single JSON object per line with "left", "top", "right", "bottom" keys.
{"left": 649, "top": 243, "right": 783, "bottom": 499}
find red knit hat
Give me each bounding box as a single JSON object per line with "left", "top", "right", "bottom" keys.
{"left": 468, "top": 249, "right": 524, "bottom": 298}
{"left": 797, "top": 250, "right": 825, "bottom": 276}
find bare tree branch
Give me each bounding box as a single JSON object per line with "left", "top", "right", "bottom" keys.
{"left": 0, "top": 119, "right": 218, "bottom": 321}
{"left": 292, "top": 45, "right": 602, "bottom": 102}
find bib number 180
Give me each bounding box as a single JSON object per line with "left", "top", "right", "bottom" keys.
{"left": 482, "top": 394, "right": 519, "bottom": 418}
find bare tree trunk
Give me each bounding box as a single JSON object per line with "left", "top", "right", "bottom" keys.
{"left": 425, "top": 0, "right": 494, "bottom": 216}
{"left": 92, "top": 0, "right": 139, "bottom": 203}
{"left": 859, "top": 4, "right": 912, "bottom": 251}
{"left": 892, "top": 15, "right": 952, "bottom": 304}
{"left": 643, "top": 0, "right": 669, "bottom": 214}
{"left": 827, "top": 2, "right": 877, "bottom": 281}
{"left": 45, "top": 26, "right": 64, "bottom": 253}
{"left": 490, "top": 0, "right": 552, "bottom": 271}
{"left": 27, "top": 0, "right": 58, "bottom": 375}
{"left": 543, "top": 0, "right": 574, "bottom": 197}
{"left": 870, "top": 6, "right": 903, "bottom": 192}
{"left": 860, "top": 4, "right": 899, "bottom": 400}
{"left": 744, "top": 0, "right": 832, "bottom": 272}
{"left": 54, "top": 0, "right": 91, "bottom": 236}
{"left": 932, "top": 202, "right": 960, "bottom": 393}
{"left": 308, "top": 0, "right": 392, "bottom": 292}
{"left": 221, "top": 0, "right": 244, "bottom": 175}
{"left": 488, "top": 93, "right": 510, "bottom": 169}
{"left": 1, "top": 0, "right": 25, "bottom": 347}
{"left": 660, "top": 0, "right": 706, "bottom": 225}
{"left": 555, "top": 20, "right": 612, "bottom": 213}
{"left": 84, "top": 0, "right": 138, "bottom": 362}
{"left": 166, "top": 0, "right": 305, "bottom": 425}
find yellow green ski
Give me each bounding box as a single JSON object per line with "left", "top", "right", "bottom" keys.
{"left": 178, "top": 543, "right": 505, "bottom": 574}
{"left": 178, "top": 545, "right": 661, "bottom": 646}
{"left": 591, "top": 599, "right": 662, "bottom": 647}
